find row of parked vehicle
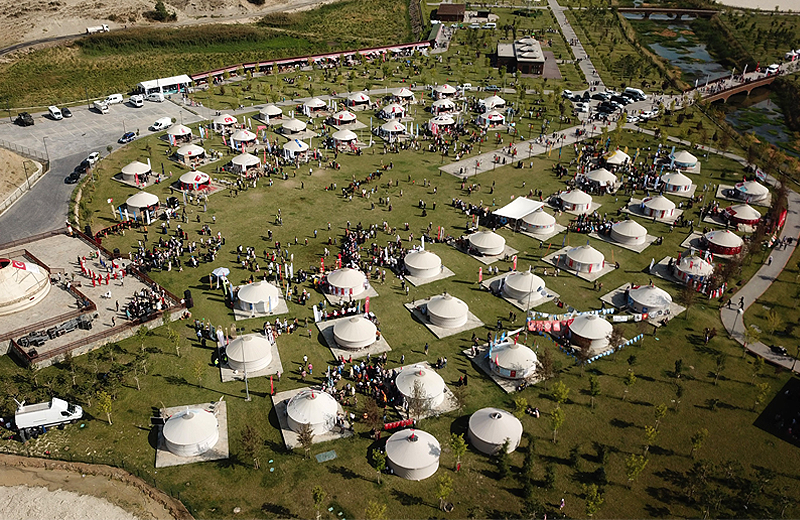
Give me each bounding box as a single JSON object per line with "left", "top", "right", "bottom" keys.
{"left": 15, "top": 91, "right": 166, "bottom": 126}
{"left": 564, "top": 87, "right": 651, "bottom": 117}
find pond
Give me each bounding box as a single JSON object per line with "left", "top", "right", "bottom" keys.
{"left": 725, "top": 93, "right": 800, "bottom": 158}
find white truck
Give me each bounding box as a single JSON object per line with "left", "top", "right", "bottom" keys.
{"left": 86, "top": 24, "right": 110, "bottom": 34}
{"left": 14, "top": 398, "right": 83, "bottom": 441}
{"left": 93, "top": 100, "right": 109, "bottom": 114}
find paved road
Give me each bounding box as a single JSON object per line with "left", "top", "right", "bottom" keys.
{"left": 547, "top": 0, "right": 604, "bottom": 89}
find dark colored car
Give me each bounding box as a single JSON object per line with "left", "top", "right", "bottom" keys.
{"left": 75, "top": 161, "right": 90, "bottom": 174}
{"left": 15, "top": 112, "right": 34, "bottom": 126}
{"left": 118, "top": 131, "right": 136, "bottom": 144}
{"left": 770, "top": 345, "right": 788, "bottom": 356}
{"left": 592, "top": 92, "right": 610, "bottom": 101}
{"left": 610, "top": 95, "right": 632, "bottom": 106}
{"left": 484, "top": 85, "right": 501, "bottom": 92}
{"left": 65, "top": 171, "right": 81, "bottom": 184}
{"left": 62, "top": 107, "right": 73, "bottom": 118}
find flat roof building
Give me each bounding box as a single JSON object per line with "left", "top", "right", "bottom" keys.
{"left": 497, "top": 38, "right": 546, "bottom": 75}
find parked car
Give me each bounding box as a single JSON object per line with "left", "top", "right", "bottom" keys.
{"left": 129, "top": 94, "right": 144, "bottom": 108}
{"left": 75, "top": 161, "right": 89, "bottom": 174}
{"left": 640, "top": 109, "right": 659, "bottom": 120}
{"left": 15, "top": 112, "right": 34, "bottom": 126}
{"left": 627, "top": 114, "right": 640, "bottom": 123}
{"left": 48, "top": 106, "right": 63, "bottom": 120}
{"left": 770, "top": 345, "right": 788, "bottom": 356}
{"left": 484, "top": 85, "right": 501, "bottom": 92}
{"left": 61, "top": 107, "right": 73, "bottom": 118}
{"left": 118, "top": 131, "right": 136, "bottom": 144}
{"left": 86, "top": 151, "right": 100, "bottom": 166}
{"left": 574, "top": 103, "right": 589, "bottom": 113}
{"left": 562, "top": 89, "right": 573, "bottom": 99}
{"left": 592, "top": 92, "right": 610, "bottom": 101}
{"left": 65, "top": 171, "right": 81, "bottom": 184}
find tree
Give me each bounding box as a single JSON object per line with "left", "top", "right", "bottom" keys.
{"left": 136, "top": 325, "right": 149, "bottom": 353}
{"left": 450, "top": 433, "right": 467, "bottom": 471}
{"left": 625, "top": 454, "right": 648, "bottom": 485}
{"left": 371, "top": 449, "right": 386, "bottom": 484}
{"left": 513, "top": 396, "right": 528, "bottom": 419}
{"left": 583, "top": 483, "right": 605, "bottom": 517}
{"left": 166, "top": 325, "right": 181, "bottom": 357}
{"left": 551, "top": 381, "right": 570, "bottom": 408}
{"left": 713, "top": 353, "right": 727, "bottom": 386}
{"left": 742, "top": 326, "right": 761, "bottom": 356}
{"left": 690, "top": 428, "right": 709, "bottom": 458}
{"left": 296, "top": 422, "right": 314, "bottom": 458}
{"left": 550, "top": 407, "right": 565, "bottom": 443}
{"left": 312, "top": 486, "right": 327, "bottom": 520}
{"left": 494, "top": 439, "right": 511, "bottom": 479}
{"left": 437, "top": 474, "right": 453, "bottom": 511}
{"left": 406, "top": 380, "right": 431, "bottom": 421}
{"left": 537, "top": 347, "right": 555, "bottom": 389}
{"left": 643, "top": 425, "right": 658, "bottom": 455}
{"left": 364, "top": 501, "right": 387, "bottom": 520}
{"left": 363, "top": 397, "right": 383, "bottom": 434}
{"left": 752, "top": 356, "right": 765, "bottom": 384}
{"left": 677, "top": 285, "right": 697, "bottom": 320}
{"left": 240, "top": 425, "right": 263, "bottom": 469}
{"left": 520, "top": 435, "right": 536, "bottom": 491}
{"left": 754, "top": 382, "right": 770, "bottom": 411}
{"left": 654, "top": 403, "right": 668, "bottom": 431}
{"left": 97, "top": 390, "right": 113, "bottom": 425}
{"left": 608, "top": 326, "right": 625, "bottom": 351}
{"left": 588, "top": 375, "right": 601, "bottom": 409}
{"left": 623, "top": 371, "right": 637, "bottom": 401}
{"left": 193, "top": 360, "right": 205, "bottom": 387}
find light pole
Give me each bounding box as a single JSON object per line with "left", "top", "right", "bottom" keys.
{"left": 735, "top": 307, "right": 744, "bottom": 340}
{"left": 21, "top": 160, "right": 31, "bottom": 190}
{"left": 793, "top": 345, "right": 799, "bottom": 373}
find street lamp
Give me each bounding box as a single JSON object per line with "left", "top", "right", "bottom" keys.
{"left": 793, "top": 345, "right": 799, "bottom": 373}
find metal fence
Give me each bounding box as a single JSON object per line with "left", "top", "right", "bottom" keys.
{"left": 0, "top": 139, "right": 50, "bottom": 216}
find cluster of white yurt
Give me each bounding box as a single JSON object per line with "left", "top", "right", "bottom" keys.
{"left": 226, "top": 335, "right": 273, "bottom": 372}
{"left": 333, "top": 316, "right": 377, "bottom": 350}
{"left": 286, "top": 388, "right": 339, "bottom": 436}
{"left": 502, "top": 270, "right": 546, "bottom": 302}
{"left": 385, "top": 429, "right": 440, "bottom": 480}
{"left": 521, "top": 209, "right": 556, "bottom": 234}
{"left": 230, "top": 129, "right": 257, "bottom": 149}
{"left": 236, "top": 280, "right": 281, "bottom": 313}
{"left": 426, "top": 293, "right": 469, "bottom": 328}
{"left": 396, "top": 365, "right": 446, "bottom": 408}
{"left": 162, "top": 408, "right": 220, "bottom": 457}
{"left": 490, "top": 340, "right": 538, "bottom": 380}
{"left": 568, "top": 314, "right": 612, "bottom": 350}
{"left": 627, "top": 285, "right": 672, "bottom": 316}
{"left": 468, "top": 408, "right": 523, "bottom": 455}
{"left": 326, "top": 267, "right": 369, "bottom": 298}
{"left": 675, "top": 255, "right": 713, "bottom": 283}
{"left": 641, "top": 195, "right": 676, "bottom": 219}
{"left": 121, "top": 160, "right": 151, "bottom": 183}
{"left": 258, "top": 104, "right": 283, "bottom": 121}
{"left": 303, "top": 97, "right": 326, "bottom": 112}
{"left": 179, "top": 171, "right": 210, "bottom": 191}
{"left": 734, "top": 181, "right": 769, "bottom": 203}
{"left": 585, "top": 168, "right": 617, "bottom": 188}
{"left": 176, "top": 143, "right": 206, "bottom": 161}
{"left": 610, "top": 220, "right": 648, "bottom": 246}
{"left": 381, "top": 103, "right": 406, "bottom": 119}
{"left": 703, "top": 229, "right": 744, "bottom": 255}
{"left": 559, "top": 190, "right": 592, "bottom": 213}
{"left": 725, "top": 204, "right": 761, "bottom": 226}
{"left": 670, "top": 149, "right": 697, "bottom": 169}
{"left": 404, "top": 249, "right": 442, "bottom": 278}
{"left": 332, "top": 129, "right": 358, "bottom": 145}
{"left": 0, "top": 258, "right": 51, "bottom": 316}
{"left": 660, "top": 171, "right": 693, "bottom": 193}
{"left": 281, "top": 118, "right": 307, "bottom": 134}
{"left": 564, "top": 245, "right": 605, "bottom": 273}
{"left": 468, "top": 230, "right": 505, "bottom": 256}
{"left": 125, "top": 191, "right": 159, "bottom": 211}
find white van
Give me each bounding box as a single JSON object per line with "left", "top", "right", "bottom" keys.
{"left": 93, "top": 101, "right": 109, "bottom": 114}
{"left": 623, "top": 87, "right": 647, "bottom": 101}
{"left": 765, "top": 64, "right": 780, "bottom": 75}
{"left": 147, "top": 92, "right": 165, "bottom": 103}
{"left": 151, "top": 117, "right": 173, "bottom": 131}
{"left": 129, "top": 94, "right": 144, "bottom": 107}
{"left": 482, "top": 23, "right": 496, "bottom": 29}
{"left": 104, "top": 93, "right": 124, "bottom": 105}
{"left": 48, "top": 106, "right": 63, "bottom": 120}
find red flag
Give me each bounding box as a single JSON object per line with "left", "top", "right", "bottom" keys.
{"left": 478, "top": 267, "right": 483, "bottom": 283}
{"left": 512, "top": 255, "right": 518, "bottom": 271}
{"left": 270, "top": 376, "right": 274, "bottom": 395}
{"left": 337, "top": 254, "right": 342, "bottom": 269}
{"left": 320, "top": 257, "right": 325, "bottom": 272}
{"left": 365, "top": 296, "right": 370, "bottom": 314}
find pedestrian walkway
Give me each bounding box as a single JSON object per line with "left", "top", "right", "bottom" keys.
{"left": 547, "top": 0, "right": 603, "bottom": 89}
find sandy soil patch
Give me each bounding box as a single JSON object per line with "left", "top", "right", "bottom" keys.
{"left": 656, "top": 29, "right": 677, "bottom": 38}
{"left": 0, "top": 147, "right": 33, "bottom": 203}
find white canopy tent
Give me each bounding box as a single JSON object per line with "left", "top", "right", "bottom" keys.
{"left": 670, "top": 149, "right": 697, "bottom": 169}
{"left": 283, "top": 139, "right": 309, "bottom": 160}
{"left": 493, "top": 198, "right": 544, "bottom": 220}
{"left": 585, "top": 168, "right": 617, "bottom": 187}
{"left": 477, "top": 110, "right": 505, "bottom": 127}
{"left": 610, "top": 220, "right": 647, "bottom": 246}
{"left": 231, "top": 152, "right": 261, "bottom": 173}
{"left": 176, "top": 143, "right": 206, "bottom": 160}
{"left": 167, "top": 124, "right": 193, "bottom": 137}
{"left": 503, "top": 270, "right": 546, "bottom": 302}
{"left": 479, "top": 95, "right": 506, "bottom": 110}
{"left": 604, "top": 149, "right": 630, "bottom": 166}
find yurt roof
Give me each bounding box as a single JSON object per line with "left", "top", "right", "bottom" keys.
{"left": 559, "top": 189, "right": 592, "bottom": 205}
{"left": 629, "top": 285, "right": 672, "bottom": 308}
{"left": 163, "top": 409, "right": 218, "bottom": 447}
{"left": 520, "top": 51, "right": 542, "bottom": 59}
{"left": 179, "top": 171, "right": 210, "bottom": 184}
{"left": 493, "top": 342, "right": 538, "bottom": 369}
{"left": 167, "top": 124, "right": 192, "bottom": 136}
{"left": 121, "top": 161, "right": 150, "bottom": 176}
{"left": 505, "top": 270, "right": 545, "bottom": 294}
{"left": 604, "top": 149, "right": 630, "bottom": 165}
{"left": 282, "top": 118, "right": 307, "bottom": 132}
{"left": 569, "top": 314, "right": 613, "bottom": 340}
{"left": 517, "top": 37, "right": 537, "bottom": 45}
{"left": 643, "top": 195, "right": 676, "bottom": 211}
{"left": 380, "top": 120, "right": 406, "bottom": 132}
{"left": 468, "top": 408, "right": 523, "bottom": 446}
{"left": 405, "top": 249, "right": 442, "bottom": 270}
{"left": 332, "top": 110, "right": 357, "bottom": 122}
{"left": 705, "top": 229, "right": 744, "bottom": 248}
{"left": 480, "top": 95, "right": 506, "bottom": 107}
{"left": 427, "top": 293, "right": 468, "bottom": 319}
{"left": 727, "top": 204, "right": 761, "bottom": 220}
{"left": 677, "top": 256, "right": 713, "bottom": 275}
{"left": 385, "top": 429, "right": 441, "bottom": 468}
{"left": 671, "top": 149, "right": 697, "bottom": 164}
{"left": 735, "top": 181, "right": 769, "bottom": 196}
{"left": 522, "top": 209, "right": 555, "bottom": 226}
{"left": 332, "top": 129, "right": 358, "bottom": 141}
{"left": 434, "top": 84, "right": 457, "bottom": 94}
{"left": 661, "top": 171, "right": 693, "bottom": 187}
{"left": 468, "top": 230, "right": 505, "bottom": 249}
{"left": 432, "top": 98, "right": 456, "bottom": 108}
{"left": 231, "top": 152, "right": 261, "bottom": 167}
{"left": 283, "top": 139, "right": 309, "bottom": 152}
{"left": 213, "top": 113, "right": 237, "bottom": 125}
{"left": 395, "top": 366, "right": 445, "bottom": 399}
{"left": 260, "top": 104, "right": 282, "bottom": 116}
{"left": 126, "top": 191, "right": 159, "bottom": 208}
{"left": 238, "top": 280, "right": 280, "bottom": 303}
{"left": 226, "top": 335, "right": 272, "bottom": 365}
{"left": 482, "top": 110, "right": 504, "bottom": 120}
{"left": 327, "top": 267, "right": 367, "bottom": 289}
{"left": 231, "top": 129, "right": 256, "bottom": 141}
{"left": 394, "top": 87, "right": 414, "bottom": 98}
{"left": 566, "top": 244, "right": 604, "bottom": 264}
{"left": 0, "top": 259, "right": 49, "bottom": 306}
{"left": 303, "top": 97, "right": 326, "bottom": 108}
{"left": 286, "top": 389, "right": 339, "bottom": 424}
{"left": 176, "top": 143, "right": 205, "bottom": 157}
{"left": 612, "top": 219, "right": 647, "bottom": 237}
{"left": 384, "top": 103, "right": 405, "bottom": 114}
{"left": 586, "top": 168, "right": 617, "bottom": 185}
{"left": 347, "top": 92, "right": 370, "bottom": 102}
{"left": 333, "top": 316, "right": 377, "bottom": 343}
{"left": 430, "top": 115, "right": 455, "bottom": 125}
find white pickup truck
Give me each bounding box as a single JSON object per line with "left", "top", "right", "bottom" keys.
{"left": 14, "top": 397, "right": 83, "bottom": 441}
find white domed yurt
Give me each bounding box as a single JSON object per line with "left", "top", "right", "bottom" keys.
{"left": 703, "top": 229, "right": 744, "bottom": 255}
{"left": 121, "top": 161, "right": 151, "bottom": 183}
{"left": 428, "top": 115, "right": 455, "bottom": 130}
{"left": 385, "top": 429, "right": 440, "bottom": 481}
{"left": 331, "top": 110, "right": 357, "bottom": 125}
{"left": 231, "top": 152, "right": 261, "bottom": 173}
{"left": 477, "top": 109, "right": 505, "bottom": 127}
{"left": 226, "top": 335, "right": 273, "bottom": 372}
{"left": 166, "top": 124, "right": 193, "bottom": 142}
{"left": 380, "top": 104, "right": 406, "bottom": 120}
{"left": 670, "top": 149, "right": 697, "bottom": 169}
{"left": 332, "top": 129, "right": 358, "bottom": 145}
{"left": 568, "top": 314, "right": 612, "bottom": 351}
{"left": 610, "top": 220, "right": 648, "bottom": 246}
{"left": 286, "top": 388, "right": 339, "bottom": 436}
{"left": 660, "top": 171, "right": 693, "bottom": 194}
{"left": 431, "top": 98, "right": 456, "bottom": 114}
{"left": 281, "top": 118, "right": 308, "bottom": 134}
{"left": 230, "top": 129, "right": 257, "bottom": 149}
{"left": 162, "top": 408, "right": 220, "bottom": 457}
{"left": 565, "top": 245, "right": 605, "bottom": 273}
{"left": 212, "top": 113, "right": 237, "bottom": 128}
{"left": 641, "top": 195, "right": 676, "bottom": 220}
{"left": 585, "top": 168, "right": 617, "bottom": 187}
{"left": 627, "top": 285, "right": 672, "bottom": 316}
{"left": 326, "top": 267, "right": 368, "bottom": 298}
{"left": 236, "top": 280, "right": 281, "bottom": 313}
{"left": 393, "top": 87, "right": 415, "bottom": 103}
{"left": 258, "top": 104, "right": 283, "bottom": 121}
{"left": 396, "top": 366, "right": 446, "bottom": 408}
{"left": 503, "top": 270, "right": 546, "bottom": 302}
{"left": 379, "top": 120, "right": 406, "bottom": 136}
{"left": 0, "top": 258, "right": 51, "bottom": 316}
{"left": 404, "top": 249, "right": 442, "bottom": 278}
{"left": 333, "top": 316, "right": 377, "bottom": 350}
{"left": 675, "top": 255, "right": 713, "bottom": 284}
{"left": 521, "top": 209, "right": 556, "bottom": 235}
{"left": 604, "top": 149, "right": 630, "bottom": 166}
{"left": 303, "top": 97, "right": 326, "bottom": 112}
{"left": 734, "top": 181, "right": 769, "bottom": 203}
{"left": 346, "top": 92, "right": 371, "bottom": 106}
{"left": 490, "top": 341, "right": 538, "bottom": 380}
{"left": 468, "top": 408, "right": 523, "bottom": 455}
{"left": 725, "top": 204, "right": 761, "bottom": 226}
{"left": 426, "top": 293, "right": 469, "bottom": 328}
{"left": 176, "top": 143, "right": 206, "bottom": 162}
{"left": 479, "top": 95, "right": 506, "bottom": 110}
{"left": 179, "top": 171, "right": 210, "bottom": 191}
{"left": 125, "top": 191, "right": 159, "bottom": 211}
{"left": 559, "top": 190, "right": 593, "bottom": 213}
{"left": 468, "top": 230, "right": 506, "bottom": 256}
{"left": 283, "top": 139, "right": 309, "bottom": 160}
{"left": 433, "top": 84, "right": 457, "bottom": 98}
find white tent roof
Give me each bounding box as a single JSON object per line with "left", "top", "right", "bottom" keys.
{"left": 163, "top": 409, "right": 218, "bottom": 448}
{"left": 612, "top": 219, "right": 647, "bottom": 238}
{"left": 386, "top": 429, "right": 440, "bottom": 469}
{"left": 121, "top": 161, "right": 151, "bottom": 176}
{"left": 559, "top": 189, "right": 592, "bottom": 205}
{"left": 138, "top": 75, "right": 191, "bottom": 91}
{"left": 167, "top": 124, "right": 192, "bottom": 136}
{"left": 517, "top": 37, "right": 537, "bottom": 45}
{"left": 393, "top": 88, "right": 414, "bottom": 98}
{"left": 566, "top": 245, "right": 604, "bottom": 265}
{"left": 176, "top": 143, "right": 205, "bottom": 157}
{"left": 604, "top": 149, "right": 630, "bottom": 165}
{"left": 431, "top": 98, "right": 456, "bottom": 109}
{"left": 493, "top": 342, "right": 538, "bottom": 371}
{"left": 522, "top": 209, "right": 555, "bottom": 227}
{"left": 347, "top": 92, "right": 370, "bottom": 103}
{"left": 332, "top": 129, "right": 358, "bottom": 141}
{"left": 429, "top": 115, "right": 455, "bottom": 125}
{"left": 396, "top": 366, "right": 445, "bottom": 399}
{"left": 505, "top": 270, "right": 546, "bottom": 294}
{"left": 213, "top": 113, "right": 237, "bottom": 125}
{"left": 469, "top": 408, "right": 523, "bottom": 446}
{"left": 661, "top": 171, "right": 693, "bottom": 187}
{"left": 705, "top": 229, "right": 743, "bottom": 248}
{"left": 643, "top": 195, "right": 675, "bottom": 211}
{"left": 677, "top": 256, "right": 713, "bottom": 276}
{"left": 286, "top": 388, "right": 339, "bottom": 425}
{"left": 125, "top": 191, "right": 159, "bottom": 208}
{"left": 327, "top": 267, "right": 366, "bottom": 289}
{"left": 726, "top": 204, "right": 761, "bottom": 220}
{"left": 481, "top": 110, "right": 505, "bottom": 122}
{"left": 405, "top": 249, "right": 442, "bottom": 270}
{"left": 670, "top": 149, "right": 697, "bottom": 165}
{"left": 260, "top": 104, "right": 282, "bottom": 117}
{"left": 427, "top": 293, "right": 468, "bottom": 320}
{"left": 303, "top": 97, "right": 326, "bottom": 109}
{"left": 586, "top": 168, "right": 617, "bottom": 186}
{"left": 493, "top": 197, "right": 544, "bottom": 220}
{"left": 628, "top": 285, "right": 672, "bottom": 308}
{"left": 282, "top": 119, "right": 307, "bottom": 132}
{"left": 735, "top": 181, "right": 769, "bottom": 197}
{"left": 238, "top": 280, "right": 280, "bottom": 304}
{"left": 231, "top": 129, "right": 256, "bottom": 142}
{"left": 333, "top": 316, "right": 377, "bottom": 344}
{"left": 380, "top": 120, "right": 406, "bottom": 132}
{"left": 434, "top": 84, "right": 457, "bottom": 94}
{"left": 226, "top": 335, "right": 272, "bottom": 367}
{"left": 569, "top": 314, "right": 612, "bottom": 340}
{"left": 0, "top": 258, "right": 50, "bottom": 315}
{"left": 283, "top": 139, "right": 309, "bottom": 153}
{"left": 383, "top": 103, "right": 405, "bottom": 115}
{"left": 468, "top": 230, "right": 505, "bottom": 250}
{"left": 332, "top": 110, "right": 357, "bottom": 122}
{"left": 179, "top": 171, "right": 210, "bottom": 185}
{"left": 479, "top": 95, "right": 506, "bottom": 108}
{"left": 231, "top": 152, "right": 261, "bottom": 167}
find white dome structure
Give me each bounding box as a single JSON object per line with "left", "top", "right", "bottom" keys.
{"left": 0, "top": 258, "right": 51, "bottom": 316}
{"left": 226, "top": 335, "right": 273, "bottom": 372}
{"left": 283, "top": 139, "right": 309, "bottom": 154}
{"left": 559, "top": 190, "right": 592, "bottom": 213}
{"left": 393, "top": 87, "right": 415, "bottom": 100}
{"left": 675, "top": 255, "right": 713, "bottom": 283}
{"left": 431, "top": 98, "right": 456, "bottom": 114}
{"left": 212, "top": 114, "right": 237, "bottom": 126}
{"left": 568, "top": 314, "right": 612, "bottom": 351}
{"left": 331, "top": 110, "right": 357, "bottom": 124}
{"left": 167, "top": 124, "right": 192, "bottom": 137}
{"left": 303, "top": 97, "right": 326, "bottom": 110}
{"left": 704, "top": 229, "right": 744, "bottom": 255}
{"left": 230, "top": 129, "right": 256, "bottom": 145}
{"left": 404, "top": 250, "right": 442, "bottom": 278}
{"left": 725, "top": 204, "right": 761, "bottom": 226}
{"left": 281, "top": 118, "right": 307, "bottom": 134}
{"left": 585, "top": 168, "right": 617, "bottom": 187}
{"left": 734, "top": 181, "right": 769, "bottom": 203}
{"left": 380, "top": 120, "right": 406, "bottom": 133}
{"left": 121, "top": 161, "right": 151, "bottom": 182}
{"left": 477, "top": 110, "right": 505, "bottom": 126}
{"left": 468, "top": 408, "right": 523, "bottom": 455}
{"left": 661, "top": 171, "right": 693, "bottom": 193}
{"left": 670, "top": 149, "right": 697, "bottom": 169}
{"left": 427, "top": 293, "right": 469, "bottom": 328}
{"left": 641, "top": 195, "right": 676, "bottom": 219}
{"left": 347, "top": 92, "right": 371, "bottom": 105}
{"left": 125, "top": 191, "right": 159, "bottom": 210}
{"left": 231, "top": 152, "right": 261, "bottom": 171}
{"left": 381, "top": 103, "right": 406, "bottom": 119}
{"left": 627, "top": 285, "right": 672, "bottom": 316}
{"left": 433, "top": 84, "right": 457, "bottom": 97}
{"left": 610, "top": 220, "right": 648, "bottom": 246}
{"left": 385, "top": 429, "right": 440, "bottom": 481}
{"left": 502, "top": 270, "right": 546, "bottom": 302}
{"left": 333, "top": 316, "right": 377, "bottom": 350}
{"left": 468, "top": 230, "right": 505, "bottom": 256}
{"left": 479, "top": 95, "right": 506, "bottom": 109}
{"left": 162, "top": 408, "right": 220, "bottom": 457}
{"left": 175, "top": 143, "right": 206, "bottom": 160}
{"left": 429, "top": 115, "right": 455, "bottom": 127}
{"left": 179, "top": 171, "right": 210, "bottom": 190}
{"left": 326, "top": 267, "right": 368, "bottom": 297}
{"left": 286, "top": 388, "right": 339, "bottom": 436}
{"left": 236, "top": 280, "right": 281, "bottom": 313}
{"left": 521, "top": 210, "right": 556, "bottom": 234}
{"left": 604, "top": 149, "right": 630, "bottom": 166}
{"left": 332, "top": 129, "right": 358, "bottom": 143}
{"left": 565, "top": 245, "right": 605, "bottom": 273}
{"left": 396, "top": 366, "right": 445, "bottom": 408}
{"left": 259, "top": 104, "right": 283, "bottom": 119}
{"left": 490, "top": 341, "right": 538, "bottom": 380}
